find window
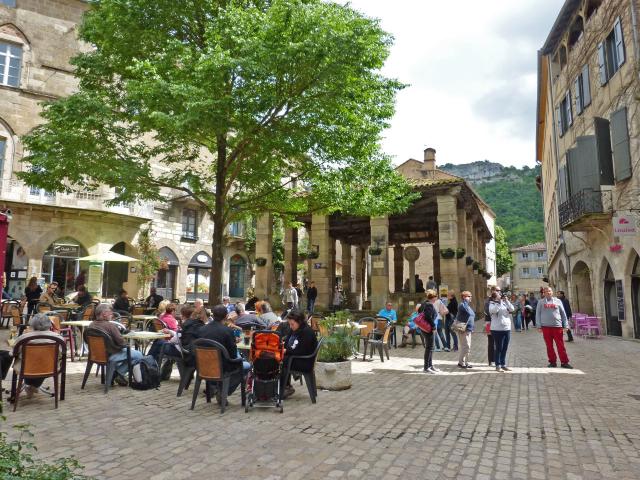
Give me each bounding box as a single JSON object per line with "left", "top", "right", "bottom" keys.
{"left": 537, "top": 266, "right": 544, "bottom": 275}
{"left": 0, "top": 0, "right": 16, "bottom": 7}
{"left": 574, "top": 65, "right": 591, "bottom": 115}
{"left": 522, "top": 267, "right": 530, "bottom": 277}
{"left": 556, "top": 91, "right": 572, "bottom": 136}
{"left": 0, "top": 41, "right": 22, "bottom": 87}
{"left": 182, "top": 208, "right": 197, "bottom": 240}
{"left": 536, "top": 252, "right": 545, "bottom": 259}
{"left": 521, "top": 252, "right": 529, "bottom": 260}
{"left": 228, "top": 221, "right": 243, "bottom": 237}
{"left": 598, "top": 17, "right": 625, "bottom": 85}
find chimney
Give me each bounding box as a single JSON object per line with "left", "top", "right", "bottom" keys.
{"left": 423, "top": 147, "right": 436, "bottom": 171}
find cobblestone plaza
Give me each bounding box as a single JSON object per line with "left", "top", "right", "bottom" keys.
{"left": 4, "top": 331, "right": 640, "bottom": 480}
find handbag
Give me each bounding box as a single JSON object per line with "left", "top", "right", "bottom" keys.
{"left": 452, "top": 321, "right": 467, "bottom": 334}
{"left": 414, "top": 312, "right": 432, "bottom": 333}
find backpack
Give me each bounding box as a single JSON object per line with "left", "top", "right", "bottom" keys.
{"left": 130, "top": 355, "right": 160, "bottom": 390}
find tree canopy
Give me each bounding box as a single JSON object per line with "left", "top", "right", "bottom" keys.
{"left": 21, "top": 0, "right": 416, "bottom": 302}
{"left": 495, "top": 225, "right": 514, "bottom": 278}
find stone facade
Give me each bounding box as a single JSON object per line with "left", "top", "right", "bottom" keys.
{"left": 510, "top": 242, "right": 548, "bottom": 294}
{"left": 0, "top": 1, "right": 249, "bottom": 301}
{"left": 536, "top": 0, "right": 640, "bottom": 338}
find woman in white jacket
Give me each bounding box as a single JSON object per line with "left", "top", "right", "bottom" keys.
{"left": 488, "top": 290, "right": 515, "bottom": 372}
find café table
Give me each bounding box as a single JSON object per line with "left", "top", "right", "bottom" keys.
{"left": 60, "top": 320, "right": 93, "bottom": 357}
{"left": 123, "top": 330, "right": 168, "bottom": 355}
{"left": 131, "top": 314, "right": 158, "bottom": 331}
{"left": 236, "top": 341, "right": 251, "bottom": 359}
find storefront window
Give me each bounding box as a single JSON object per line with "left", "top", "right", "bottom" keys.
{"left": 41, "top": 237, "right": 87, "bottom": 296}
{"left": 186, "top": 251, "right": 211, "bottom": 302}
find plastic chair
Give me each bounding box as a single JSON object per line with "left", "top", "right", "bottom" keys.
{"left": 585, "top": 316, "right": 602, "bottom": 338}
{"left": 81, "top": 327, "right": 130, "bottom": 393}
{"left": 1, "top": 300, "right": 20, "bottom": 328}
{"left": 307, "top": 314, "right": 325, "bottom": 335}
{"left": 47, "top": 314, "right": 75, "bottom": 362}
{"left": 574, "top": 315, "right": 589, "bottom": 336}
{"left": 11, "top": 334, "right": 66, "bottom": 411}
{"left": 36, "top": 302, "right": 53, "bottom": 314}
{"left": 189, "top": 339, "right": 246, "bottom": 414}
{"left": 356, "top": 318, "right": 376, "bottom": 353}
{"left": 281, "top": 337, "right": 324, "bottom": 404}
{"left": 364, "top": 324, "right": 392, "bottom": 362}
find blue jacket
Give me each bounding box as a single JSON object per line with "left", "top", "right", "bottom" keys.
{"left": 456, "top": 300, "right": 476, "bottom": 332}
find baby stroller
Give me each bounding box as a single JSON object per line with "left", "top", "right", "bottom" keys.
{"left": 245, "top": 331, "right": 284, "bottom": 413}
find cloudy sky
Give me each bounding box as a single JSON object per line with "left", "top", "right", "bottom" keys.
{"left": 343, "top": 0, "right": 565, "bottom": 168}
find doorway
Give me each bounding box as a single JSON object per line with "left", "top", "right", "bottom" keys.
{"left": 229, "top": 254, "right": 246, "bottom": 298}
{"left": 603, "top": 264, "right": 622, "bottom": 336}
{"left": 632, "top": 254, "right": 640, "bottom": 339}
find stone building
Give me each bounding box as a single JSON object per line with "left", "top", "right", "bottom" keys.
{"left": 536, "top": 0, "right": 640, "bottom": 338}
{"left": 260, "top": 148, "right": 496, "bottom": 317}
{"left": 510, "top": 243, "right": 548, "bottom": 295}
{"left": 0, "top": 0, "right": 249, "bottom": 301}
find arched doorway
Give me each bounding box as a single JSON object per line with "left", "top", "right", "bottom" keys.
{"left": 187, "top": 251, "right": 211, "bottom": 302}
{"left": 42, "top": 237, "right": 87, "bottom": 296}
{"left": 229, "top": 254, "right": 246, "bottom": 298}
{"left": 632, "top": 254, "right": 640, "bottom": 339}
{"left": 154, "top": 247, "right": 178, "bottom": 301}
{"left": 102, "top": 242, "right": 130, "bottom": 297}
{"left": 5, "top": 237, "right": 27, "bottom": 299}
{"left": 603, "top": 264, "right": 622, "bottom": 336}
{"left": 572, "top": 261, "right": 593, "bottom": 315}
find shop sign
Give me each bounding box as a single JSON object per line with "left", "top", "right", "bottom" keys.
{"left": 613, "top": 214, "right": 638, "bottom": 236}
{"left": 196, "top": 254, "right": 209, "bottom": 263}
{"left": 53, "top": 245, "right": 80, "bottom": 258}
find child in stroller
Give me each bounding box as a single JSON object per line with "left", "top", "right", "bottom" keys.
{"left": 245, "top": 330, "right": 285, "bottom": 413}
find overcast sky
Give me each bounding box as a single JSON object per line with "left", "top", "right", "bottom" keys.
{"left": 342, "top": 0, "right": 564, "bottom": 168}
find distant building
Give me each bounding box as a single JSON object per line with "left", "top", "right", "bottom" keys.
{"left": 510, "top": 243, "right": 548, "bottom": 295}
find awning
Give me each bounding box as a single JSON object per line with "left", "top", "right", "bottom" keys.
{"left": 79, "top": 251, "right": 139, "bottom": 262}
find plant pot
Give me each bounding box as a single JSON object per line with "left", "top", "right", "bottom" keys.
{"left": 472, "top": 261, "right": 480, "bottom": 271}
{"left": 455, "top": 248, "right": 466, "bottom": 259}
{"left": 369, "top": 247, "right": 382, "bottom": 256}
{"left": 440, "top": 248, "right": 455, "bottom": 259}
{"left": 255, "top": 257, "right": 267, "bottom": 267}
{"left": 466, "top": 256, "right": 474, "bottom": 266}
{"left": 315, "top": 360, "right": 352, "bottom": 391}
{"left": 307, "top": 251, "right": 319, "bottom": 259}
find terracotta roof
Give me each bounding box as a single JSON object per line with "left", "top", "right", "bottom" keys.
{"left": 511, "top": 242, "right": 546, "bottom": 252}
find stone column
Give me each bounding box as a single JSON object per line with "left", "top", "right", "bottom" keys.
{"left": 354, "top": 245, "right": 365, "bottom": 309}
{"left": 310, "top": 214, "right": 332, "bottom": 310}
{"left": 254, "top": 213, "right": 273, "bottom": 299}
{"left": 457, "top": 209, "right": 468, "bottom": 292}
{"left": 393, "top": 244, "right": 404, "bottom": 293}
{"left": 465, "top": 216, "right": 475, "bottom": 298}
{"left": 283, "top": 227, "right": 298, "bottom": 286}
{"left": 404, "top": 246, "right": 420, "bottom": 294}
{"left": 437, "top": 191, "right": 461, "bottom": 295}
{"left": 341, "top": 240, "right": 352, "bottom": 292}
{"left": 369, "top": 216, "right": 389, "bottom": 311}
{"left": 432, "top": 243, "right": 440, "bottom": 287}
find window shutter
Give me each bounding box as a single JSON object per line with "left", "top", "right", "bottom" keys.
{"left": 581, "top": 65, "right": 591, "bottom": 107}
{"left": 614, "top": 17, "right": 625, "bottom": 68}
{"left": 576, "top": 136, "right": 600, "bottom": 192}
{"left": 565, "top": 91, "right": 573, "bottom": 126}
{"left": 594, "top": 117, "right": 614, "bottom": 185}
{"left": 566, "top": 148, "right": 580, "bottom": 196}
{"left": 574, "top": 77, "right": 582, "bottom": 115}
{"left": 556, "top": 106, "right": 564, "bottom": 136}
{"left": 610, "top": 107, "right": 632, "bottom": 181}
{"left": 557, "top": 163, "right": 569, "bottom": 205}
{"left": 597, "top": 42, "right": 607, "bottom": 85}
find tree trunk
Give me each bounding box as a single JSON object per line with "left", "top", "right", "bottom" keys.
{"left": 208, "top": 134, "right": 228, "bottom": 305}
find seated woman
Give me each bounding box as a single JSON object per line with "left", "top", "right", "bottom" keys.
{"left": 12, "top": 313, "right": 63, "bottom": 399}
{"left": 158, "top": 303, "right": 179, "bottom": 331}
{"left": 400, "top": 304, "right": 421, "bottom": 348}
{"left": 113, "top": 289, "right": 131, "bottom": 313}
{"left": 73, "top": 285, "right": 93, "bottom": 306}
{"left": 281, "top": 309, "right": 318, "bottom": 398}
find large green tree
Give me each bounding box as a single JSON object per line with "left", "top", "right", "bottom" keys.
{"left": 21, "top": 0, "right": 415, "bottom": 303}
{"left": 495, "top": 225, "right": 514, "bottom": 278}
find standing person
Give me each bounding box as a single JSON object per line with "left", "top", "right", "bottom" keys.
{"left": 419, "top": 290, "right": 438, "bottom": 373}
{"left": 24, "top": 277, "right": 43, "bottom": 316}
{"left": 282, "top": 282, "right": 298, "bottom": 310}
{"left": 332, "top": 286, "right": 343, "bottom": 312}
{"left": 511, "top": 293, "right": 522, "bottom": 332}
{"left": 74, "top": 270, "right": 87, "bottom": 290}
{"left": 536, "top": 287, "right": 573, "bottom": 368}
{"left": 484, "top": 286, "right": 497, "bottom": 365}
{"left": 557, "top": 291, "right": 574, "bottom": 342}
{"left": 415, "top": 274, "right": 425, "bottom": 293}
{"left": 521, "top": 294, "right": 531, "bottom": 330}
{"left": 489, "top": 289, "right": 514, "bottom": 372}
{"left": 456, "top": 291, "right": 475, "bottom": 369}
{"left": 294, "top": 283, "right": 303, "bottom": 303}
{"left": 432, "top": 294, "right": 449, "bottom": 352}
{"left": 425, "top": 276, "right": 437, "bottom": 291}
{"left": 444, "top": 291, "right": 459, "bottom": 352}
{"left": 306, "top": 281, "right": 317, "bottom": 313}
{"left": 528, "top": 292, "right": 538, "bottom": 327}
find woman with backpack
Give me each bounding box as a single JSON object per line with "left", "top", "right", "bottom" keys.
{"left": 415, "top": 289, "right": 438, "bottom": 374}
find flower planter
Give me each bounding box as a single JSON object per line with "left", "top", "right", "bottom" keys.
{"left": 472, "top": 261, "right": 480, "bottom": 271}
{"left": 307, "top": 251, "right": 319, "bottom": 259}
{"left": 466, "top": 256, "right": 474, "bottom": 266}
{"left": 455, "top": 248, "right": 466, "bottom": 259}
{"left": 440, "top": 248, "right": 455, "bottom": 259}
{"left": 315, "top": 360, "right": 352, "bottom": 391}
{"left": 368, "top": 247, "right": 382, "bottom": 256}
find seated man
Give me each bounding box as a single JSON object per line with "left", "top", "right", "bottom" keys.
{"left": 256, "top": 301, "right": 280, "bottom": 327}
{"left": 113, "top": 289, "right": 131, "bottom": 312}
{"left": 145, "top": 287, "right": 164, "bottom": 309}
{"left": 234, "top": 302, "right": 267, "bottom": 329}
{"left": 73, "top": 285, "right": 93, "bottom": 306}
{"left": 197, "top": 305, "right": 249, "bottom": 401}
{"left": 39, "top": 281, "right": 63, "bottom": 306}
{"left": 89, "top": 303, "right": 143, "bottom": 384}
{"left": 377, "top": 301, "right": 398, "bottom": 324}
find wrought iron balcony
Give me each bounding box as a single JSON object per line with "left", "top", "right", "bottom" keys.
{"left": 559, "top": 188, "right": 612, "bottom": 230}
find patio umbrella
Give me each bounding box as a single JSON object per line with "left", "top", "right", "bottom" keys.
{"left": 78, "top": 251, "right": 139, "bottom": 262}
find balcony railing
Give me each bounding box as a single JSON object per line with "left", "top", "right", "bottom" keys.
{"left": 0, "top": 179, "right": 154, "bottom": 219}
{"left": 559, "top": 188, "right": 612, "bottom": 229}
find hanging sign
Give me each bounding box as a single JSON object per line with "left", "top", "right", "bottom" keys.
{"left": 87, "top": 262, "right": 103, "bottom": 294}
{"left": 613, "top": 214, "right": 638, "bottom": 236}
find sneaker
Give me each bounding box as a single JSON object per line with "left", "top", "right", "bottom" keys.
{"left": 430, "top": 366, "right": 441, "bottom": 373}
{"left": 488, "top": 362, "right": 494, "bottom": 367}
{"left": 465, "top": 364, "right": 473, "bottom": 369}
{"left": 560, "top": 363, "right": 573, "bottom": 369}
{"left": 501, "top": 367, "right": 511, "bottom": 372}
{"left": 283, "top": 385, "right": 296, "bottom": 399}
{"left": 424, "top": 368, "right": 436, "bottom": 374}
{"left": 457, "top": 363, "right": 467, "bottom": 369}
{"left": 434, "top": 348, "right": 442, "bottom": 352}
{"left": 453, "top": 346, "right": 458, "bottom": 352}
{"left": 443, "top": 348, "right": 451, "bottom": 352}
{"left": 496, "top": 367, "right": 503, "bottom": 372}
{"left": 114, "top": 374, "right": 128, "bottom": 386}
{"left": 548, "top": 363, "right": 557, "bottom": 368}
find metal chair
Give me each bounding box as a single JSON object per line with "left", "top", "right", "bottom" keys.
{"left": 47, "top": 314, "right": 75, "bottom": 362}
{"left": 11, "top": 334, "right": 66, "bottom": 411}
{"left": 36, "top": 302, "right": 53, "bottom": 314}
{"left": 356, "top": 318, "right": 376, "bottom": 353}
{"left": 1, "top": 300, "right": 20, "bottom": 328}
{"left": 189, "top": 339, "right": 246, "bottom": 414}
{"left": 281, "top": 337, "right": 324, "bottom": 404}
{"left": 81, "top": 327, "right": 131, "bottom": 393}
{"left": 364, "top": 324, "right": 392, "bottom": 362}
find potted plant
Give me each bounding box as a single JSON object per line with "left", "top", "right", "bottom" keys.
{"left": 455, "top": 247, "right": 466, "bottom": 259}
{"left": 315, "top": 311, "right": 355, "bottom": 391}
{"left": 255, "top": 257, "right": 267, "bottom": 266}
{"left": 307, "top": 251, "right": 319, "bottom": 259}
{"left": 478, "top": 267, "right": 486, "bottom": 275}
{"left": 472, "top": 261, "right": 480, "bottom": 271}
{"left": 466, "top": 256, "right": 474, "bottom": 266}
{"left": 368, "top": 246, "right": 383, "bottom": 256}
{"left": 440, "top": 248, "right": 455, "bottom": 259}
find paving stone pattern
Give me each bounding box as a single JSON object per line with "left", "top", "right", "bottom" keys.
{"left": 3, "top": 330, "right": 640, "bottom": 479}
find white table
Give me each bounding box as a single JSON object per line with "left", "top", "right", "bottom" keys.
{"left": 123, "top": 331, "right": 168, "bottom": 354}
{"left": 61, "top": 320, "right": 94, "bottom": 357}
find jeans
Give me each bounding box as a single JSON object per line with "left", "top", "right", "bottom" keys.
{"left": 514, "top": 312, "right": 522, "bottom": 331}
{"left": 434, "top": 321, "right": 446, "bottom": 349}
{"left": 444, "top": 317, "right": 458, "bottom": 350}
{"left": 421, "top": 331, "right": 434, "bottom": 369}
{"left": 109, "top": 348, "right": 143, "bottom": 377}
{"left": 148, "top": 339, "right": 168, "bottom": 361}
{"left": 307, "top": 298, "right": 315, "bottom": 313}
{"left": 491, "top": 330, "right": 511, "bottom": 367}
{"left": 458, "top": 331, "right": 471, "bottom": 365}
{"left": 487, "top": 334, "right": 494, "bottom": 364}
{"left": 542, "top": 327, "right": 569, "bottom": 364}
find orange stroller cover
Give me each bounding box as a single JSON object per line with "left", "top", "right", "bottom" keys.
{"left": 250, "top": 331, "right": 284, "bottom": 363}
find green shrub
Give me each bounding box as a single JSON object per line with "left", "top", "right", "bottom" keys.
{"left": 317, "top": 311, "right": 356, "bottom": 363}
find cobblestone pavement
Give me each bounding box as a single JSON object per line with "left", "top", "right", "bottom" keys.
{"left": 3, "top": 329, "right": 640, "bottom": 480}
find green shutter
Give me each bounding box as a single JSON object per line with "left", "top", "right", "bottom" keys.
{"left": 594, "top": 117, "right": 614, "bottom": 185}
{"left": 610, "top": 107, "right": 632, "bottom": 181}
{"left": 566, "top": 148, "right": 580, "bottom": 196}
{"left": 574, "top": 77, "right": 582, "bottom": 115}
{"left": 582, "top": 64, "right": 591, "bottom": 107}
{"left": 597, "top": 42, "right": 607, "bottom": 85}
{"left": 614, "top": 17, "right": 625, "bottom": 68}
{"left": 576, "top": 136, "right": 600, "bottom": 192}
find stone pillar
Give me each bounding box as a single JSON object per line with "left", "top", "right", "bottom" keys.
{"left": 354, "top": 245, "right": 365, "bottom": 309}
{"left": 329, "top": 238, "right": 336, "bottom": 291}
{"left": 283, "top": 227, "right": 298, "bottom": 286}
{"left": 404, "top": 246, "right": 420, "bottom": 294}
{"left": 465, "top": 216, "right": 475, "bottom": 299}
{"left": 456, "top": 209, "right": 468, "bottom": 292}
{"left": 369, "top": 216, "right": 389, "bottom": 311}
{"left": 341, "top": 240, "right": 352, "bottom": 292}
{"left": 432, "top": 243, "right": 440, "bottom": 288}
{"left": 310, "top": 214, "right": 332, "bottom": 310}
{"left": 437, "top": 191, "right": 461, "bottom": 295}
{"left": 393, "top": 244, "right": 404, "bottom": 293}
{"left": 254, "top": 213, "right": 273, "bottom": 299}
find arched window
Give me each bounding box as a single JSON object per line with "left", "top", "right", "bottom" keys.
{"left": 0, "top": 23, "right": 29, "bottom": 88}
{"left": 568, "top": 16, "right": 584, "bottom": 50}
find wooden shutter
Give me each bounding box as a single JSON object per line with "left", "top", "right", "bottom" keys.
{"left": 597, "top": 42, "right": 607, "bottom": 85}
{"left": 556, "top": 106, "right": 564, "bottom": 137}
{"left": 576, "top": 136, "right": 600, "bottom": 192}
{"left": 610, "top": 107, "right": 632, "bottom": 181}
{"left": 614, "top": 17, "right": 625, "bottom": 68}
{"left": 581, "top": 64, "right": 591, "bottom": 107}
{"left": 574, "top": 77, "right": 582, "bottom": 115}
{"left": 565, "top": 91, "right": 572, "bottom": 126}
{"left": 557, "top": 163, "right": 569, "bottom": 205}
{"left": 566, "top": 148, "right": 580, "bottom": 196}
{"left": 594, "top": 117, "right": 614, "bottom": 185}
